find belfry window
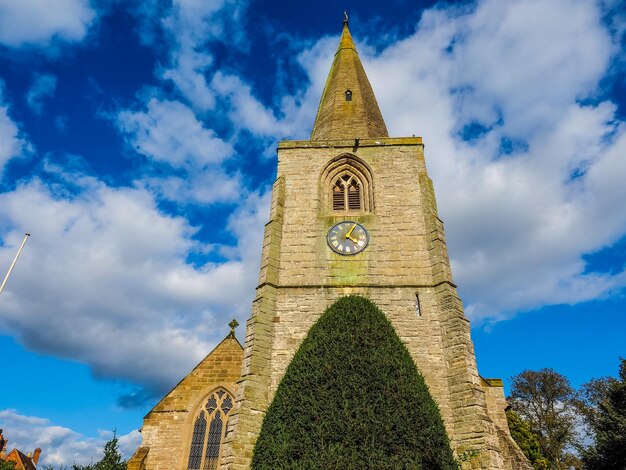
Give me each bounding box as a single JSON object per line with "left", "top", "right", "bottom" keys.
{"left": 345, "top": 89, "right": 352, "bottom": 101}
{"left": 187, "top": 388, "right": 234, "bottom": 470}
{"left": 321, "top": 153, "right": 374, "bottom": 213}
{"left": 333, "top": 180, "right": 345, "bottom": 210}
{"left": 332, "top": 174, "right": 362, "bottom": 212}
{"left": 347, "top": 179, "right": 361, "bottom": 210}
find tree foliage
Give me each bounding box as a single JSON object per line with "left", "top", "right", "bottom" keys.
{"left": 252, "top": 295, "right": 458, "bottom": 469}
{"left": 42, "top": 433, "right": 128, "bottom": 470}
{"left": 92, "top": 433, "right": 126, "bottom": 470}
{"left": 0, "top": 460, "right": 16, "bottom": 470}
{"left": 508, "top": 368, "right": 580, "bottom": 470}
{"left": 579, "top": 358, "right": 626, "bottom": 469}
{"left": 506, "top": 410, "right": 550, "bottom": 470}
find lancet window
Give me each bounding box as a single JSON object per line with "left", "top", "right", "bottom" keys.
{"left": 332, "top": 174, "right": 363, "bottom": 211}
{"left": 187, "top": 388, "right": 234, "bottom": 470}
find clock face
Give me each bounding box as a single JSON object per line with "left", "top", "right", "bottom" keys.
{"left": 327, "top": 221, "right": 369, "bottom": 255}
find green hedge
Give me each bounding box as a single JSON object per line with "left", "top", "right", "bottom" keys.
{"left": 252, "top": 295, "right": 458, "bottom": 469}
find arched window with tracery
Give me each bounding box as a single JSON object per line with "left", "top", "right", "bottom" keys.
{"left": 321, "top": 153, "right": 374, "bottom": 214}
{"left": 332, "top": 174, "right": 362, "bottom": 211}
{"left": 186, "top": 388, "right": 234, "bottom": 470}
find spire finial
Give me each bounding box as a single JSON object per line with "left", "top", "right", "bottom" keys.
{"left": 228, "top": 319, "right": 239, "bottom": 338}
{"left": 344, "top": 10, "right": 349, "bottom": 26}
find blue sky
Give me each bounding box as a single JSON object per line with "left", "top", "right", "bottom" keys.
{"left": 0, "top": 0, "right": 625, "bottom": 466}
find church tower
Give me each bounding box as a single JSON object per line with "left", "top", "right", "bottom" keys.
{"left": 129, "top": 17, "right": 532, "bottom": 470}
{"left": 221, "top": 18, "right": 531, "bottom": 470}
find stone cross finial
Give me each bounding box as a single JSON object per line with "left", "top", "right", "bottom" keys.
{"left": 229, "top": 319, "right": 239, "bottom": 334}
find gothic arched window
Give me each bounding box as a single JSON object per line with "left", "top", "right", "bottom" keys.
{"left": 186, "top": 388, "right": 234, "bottom": 470}
{"left": 333, "top": 179, "right": 346, "bottom": 210}
{"left": 332, "top": 173, "right": 363, "bottom": 212}
{"left": 320, "top": 153, "right": 374, "bottom": 213}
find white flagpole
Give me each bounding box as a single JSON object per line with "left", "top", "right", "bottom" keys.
{"left": 0, "top": 233, "right": 30, "bottom": 295}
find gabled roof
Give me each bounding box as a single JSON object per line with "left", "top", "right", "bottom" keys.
{"left": 146, "top": 332, "right": 243, "bottom": 415}
{"left": 3, "top": 448, "right": 37, "bottom": 470}
{"left": 310, "top": 19, "right": 388, "bottom": 140}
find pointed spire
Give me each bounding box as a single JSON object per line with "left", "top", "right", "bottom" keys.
{"left": 310, "top": 17, "right": 388, "bottom": 140}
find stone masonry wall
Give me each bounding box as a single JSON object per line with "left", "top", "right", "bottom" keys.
{"left": 128, "top": 336, "right": 243, "bottom": 470}
{"left": 219, "top": 177, "right": 285, "bottom": 469}
{"left": 222, "top": 137, "right": 531, "bottom": 469}
{"left": 482, "top": 378, "right": 511, "bottom": 434}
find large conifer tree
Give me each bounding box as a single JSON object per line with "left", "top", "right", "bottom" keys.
{"left": 581, "top": 358, "right": 626, "bottom": 469}
{"left": 252, "top": 295, "right": 458, "bottom": 469}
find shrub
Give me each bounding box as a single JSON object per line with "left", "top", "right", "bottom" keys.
{"left": 252, "top": 295, "right": 457, "bottom": 469}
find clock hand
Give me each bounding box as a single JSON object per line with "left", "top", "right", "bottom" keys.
{"left": 346, "top": 234, "right": 359, "bottom": 243}
{"left": 345, "top": 223, "right": 357, "bottom": 239}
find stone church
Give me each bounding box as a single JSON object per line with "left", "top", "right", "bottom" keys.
{"left": 129, "top": 18, "right": 531, "bottom": 470}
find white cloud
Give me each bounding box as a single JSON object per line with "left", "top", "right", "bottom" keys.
{"left": 131, "top": 0, "right": 626, "bottom": 323}
{"left": 117, "top": 98, "right": 241, "bottom": 204}
{"left": 143, "top": 0, "right": 323, "bottom": 143}
{"left": 26, "top": 74, "right": 58, "bottom": 114}
{"left": 223, "top": 189, "right": 272, "bottom": 263}
{"left": 339, "top": 0, "right": 626, "bottom": 321}
{"left": 139, "top": 171, "right": 242, "bottom": 205}
{"left": 0, "top": 409, "right": 141, "bottom": 467}
{"left": 162, "top": 51, "right": 216, "bottom": 111}
{"left": 0, "top": 88, "right": 27, "bottom": 173}
{"left": 118, "top": 99, "right": 233, "bottom": 168}
{"left": 283, "top": 36, "right": 337, "bottom": 138}
{"left": 0, "top": 176, "right": 269, "bottom": 391}
{"left": 207, "top": 36, "right": 336, "bottom": 142}
{"left": 450, "top": 0, "right": 613, "bottom": 139}
{"left": 0, "top": 0, "right": 96, "bottom": 48}
{"left": 600, "top": 0, "right": 626, "bottom": 47}
{"left": 210, "top": 54, "right": 329, "bottom": 141}
{"left": 160, "top": 0, "right": 248, "bottom": 109}
{"left": 211, "top": 72, "right": 283, "bottom": 136}
{"left": 1, "top": 0, "right": 623, "bottom": 407}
